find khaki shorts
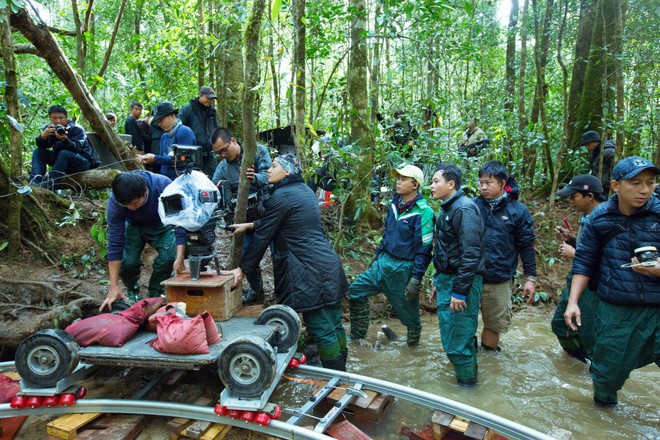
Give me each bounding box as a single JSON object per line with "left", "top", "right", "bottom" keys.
{"left": 481, "top": 280, "right": 513, "bottom": 334}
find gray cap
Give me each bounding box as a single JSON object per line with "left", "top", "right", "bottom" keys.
{"left": 199, "top": 86, "right": 217, "bottom": 99}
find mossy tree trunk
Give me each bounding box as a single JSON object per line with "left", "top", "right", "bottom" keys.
{"left": 1, "top": 6, "right": 23, "bottom": 258}
{"left": 229, "top": 0, "right": 266, "bottom": 268}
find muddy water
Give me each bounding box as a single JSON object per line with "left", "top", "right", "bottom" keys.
{"left": 276, "top": 308, "right": 659, "bottom": 439}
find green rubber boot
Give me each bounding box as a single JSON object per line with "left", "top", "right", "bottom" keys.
{"left": 593, "top": 386, "right": 618, "bottom": 407}
{"left": 406, "top": 326, "right": 421, "bottom": 346}
{"left": 349, "top": 299, "right": 369, "bottom": 340}
{"left": 454, "top": 363, "right": 478, "bottom": 386}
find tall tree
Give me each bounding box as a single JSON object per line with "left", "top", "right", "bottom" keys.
{"left": 504, "top": 0, "right": 519, "bottom": 112}
{"left": 229, "top": 0, "right": 266, "bottom": 267}
{"left": 293, "top": 0, "right": 306, "bottom": 158}
{"left": 1, "top": 5, "right": 23, "bottom": 258}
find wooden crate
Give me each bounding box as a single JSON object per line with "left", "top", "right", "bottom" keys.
{"left": 162, "top": 274, "right": 241, "bottom": 321}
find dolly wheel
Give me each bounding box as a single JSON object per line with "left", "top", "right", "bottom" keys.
{"left": 255, "top": 305, "right": 301, "bottom": 352}
{"left": 15, "top": 330, "right": 79, "bottom": 388}
{"left": 218, "top": 337, "right": 276, "bottom": 398}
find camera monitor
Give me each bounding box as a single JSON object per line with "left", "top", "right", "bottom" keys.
{"left": 173, "top": 144, "right": 203, "bottom": 174}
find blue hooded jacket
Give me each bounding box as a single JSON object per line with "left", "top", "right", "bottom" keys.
{"left": 571, "top": 194, "right": 660, "bottom": 306}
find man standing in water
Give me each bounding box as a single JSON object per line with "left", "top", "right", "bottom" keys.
{"left": 349, "top": 165, "right": 434, "bottom": 346}
{"left": 430, "top": 163, "right": 485, "bottom": 385}
{"left": 565, "top": 157, "right": 659, "bottom": 406}
{"left": 551, "top": 174, "right": 606, "bottom": 362}
{"left": 473, "top": 161, "right": 537, "bottom": 352}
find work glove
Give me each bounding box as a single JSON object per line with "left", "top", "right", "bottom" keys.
{"left": 405, "top": 278, "right": 422, "bottom": 302}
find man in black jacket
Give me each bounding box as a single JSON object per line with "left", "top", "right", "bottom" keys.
{"left": 430, "top": 163, "right": 485, "bottom": 385}
{"left": 29, "top": 105, "right": 97, "bottom": 189}
{"left": 180, "top": 86, "right": 219, "bottom": 177}
{"left": 124, "top": 102, "right": 145, "bottom": 152}
{"left": 580, "top": 130, "right": 615, "bottom": 193}
{"left": 473, "top": 161, "right": 537, "bottom": 352}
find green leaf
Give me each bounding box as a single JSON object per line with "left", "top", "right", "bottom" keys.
{"left": 464, "top": 1, "right": 473, "bottom": 16}
{"left": 0, "top": 241, "right": 8, "bottom": 252}
{"left": 271, "top": 0, "right": 281, "bottom": 21}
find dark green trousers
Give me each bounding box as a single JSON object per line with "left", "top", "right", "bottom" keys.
{"left": 551, "top": 273, "right": 600, "bottom": 362}
{"left": 303, "top": 303, "right": 347, "bottom": 370}
{"left": 435, "top": 272, "right": 482, "bottom": 382}
{"left": 591, "top": 301, "right": 659, "bottom": 403}
{"left": 348, "top": 253, "right": 420, "bottom": 341}
{"left": 120, "top": 223, "right": 176, "bottom": 299}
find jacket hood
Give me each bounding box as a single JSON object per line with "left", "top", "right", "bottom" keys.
{"left": 504, "top": 176, "right": 520, "bottom": 200}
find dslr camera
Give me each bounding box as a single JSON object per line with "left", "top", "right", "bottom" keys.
{"left": 53, "top": 124, "right": 68, "bottom": 136}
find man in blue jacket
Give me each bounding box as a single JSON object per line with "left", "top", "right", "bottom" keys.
{"left": 29, "top": 105, "right": 97, "bottom": 189}
{"left": 473, "top": 161, "right": 537, "bottom": 352}
{"left": 137, "top": 102, "right": 196, "bottom": 179}
{"left": 100, "top": 171, "right": 187, "bottom": 311}
{"left": 565, "top": 156, "right": 659, "bottom": 406}
{"left": 349, "top": 164, "right": 434, "bottom": 346}
{"left": 430, "top": 163, "right": 485, "bottom": 385}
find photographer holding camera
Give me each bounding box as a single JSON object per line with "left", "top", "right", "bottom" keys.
{"left": 29, "top": 105, "right": 98, "bottom": 189}
{"left": 211, "top": 127, "right": 272, "bottom": 304}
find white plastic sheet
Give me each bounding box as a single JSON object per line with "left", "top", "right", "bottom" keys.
{"left": 158, "top": 170, "right": 219, "bottom": 231}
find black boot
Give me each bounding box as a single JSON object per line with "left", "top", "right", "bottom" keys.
{"left": 349, "top": 299, "right": 369, "bottom": 339}
{"left": 242, "top": 269, "right": 265, "bottom": 304}
{"left": 321, "top": 354, "right": 346, "bottom": 372}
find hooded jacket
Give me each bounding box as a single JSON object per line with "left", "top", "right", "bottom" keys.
{"left": 571, "top": 194, "right": 660, "bottom": 306}
{"left": 473, "top": 177, "right": 537, "bottom": 284}
{"left": 433, "top": 189, "right": 486, "bottom": 297}
{"left": 240, "top": 174, "right": 348, "bottom": 313}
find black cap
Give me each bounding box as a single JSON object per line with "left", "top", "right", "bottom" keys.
{"left": 556, "top": 174, "right": 604, "bottom": 197}
{"left": 199, "top": 86, "right": 217, "bottom": 99}
{"left": 580, "top": 130, "right": 601, "bottom": 145}
{"left": 152, "top": 102, "right": 178, "bottom": 122}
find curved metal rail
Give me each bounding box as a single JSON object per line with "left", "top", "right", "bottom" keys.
{"left": 294, "top": 365, "right": 555, "bottom": 440}
{"left": 1, "top": 360, "right": 555, "bottom": 439}
{"left": 0, "top": 399, "right": 333, "bottom": 440}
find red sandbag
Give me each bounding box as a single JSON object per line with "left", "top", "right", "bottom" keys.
{"left": 0, "top": 373, "right": 19, "bottom": 403}
{"left": 146, "top": 302, "right": 186, "bottom": 332}
{"left": 150, "top": 314, "right": 209, "bottom": 354}
{"left": 65, "top": 313, "right": 140, "bottom": 347}
{"left": 120, "top": 297, "right": 164, "bottom": 323}
{"left": 201, "top": 312, "right": 221, "bottom": 345}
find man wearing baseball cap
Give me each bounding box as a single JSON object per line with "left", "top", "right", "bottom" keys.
{"left": 565, "top": 156, "right": 659, "bottom": 406}
{"left": 580, "top": 130, "right": 616, "bottom": 193}
{"left": 348, "top": 164, "right": 435, "bottom": 346}
{"left": 180, "top": 86, "right": 219, "bottom": 177}
{"left": 552, "top": 174, "right": 606, "bottom": 363}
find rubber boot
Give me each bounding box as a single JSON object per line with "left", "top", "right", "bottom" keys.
{"left": 481, "top": 343, "right": 501, "bottom": 352}
{"left": 557, "top": 337, "right": 588, "bottom": 363}
{"left": 349, "top": 299, "right": 369, "bottom": 340}
{"left": 454, "top": 363, "right": 478, "bottom": 386}
{"left": 243, "top": 270, "right": 265, "bottom": 304}
{"left": 593, "top": 386, "right": 618, "bottom": 407}
{"left": 406, "top": 326, "right": 421, "bottom": 346}
{"left": 340, "top": 349, "right": 348, "bottom": 368}
{"left": 321, "top": 354, "right": 346, "bottom": 372}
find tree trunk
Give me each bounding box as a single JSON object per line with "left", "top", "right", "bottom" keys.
{"left": 196, "top": 0, "right": 205, "bottom": 88}
{"left": 613, "top": 0, "right": 627, "bottom": 157}
{"left": 347, "top": 0, "right": 378, "bottom": 229}
{"left": 90, "top": 0, "right": 127, "bottom": 95}
{"left": 518, "top": 0, "right": 529, "bottom": 146}
{"left": 504, "top": 0, "right": 519, "bottom": 112}
{"left": 269, "top": 25, "right": 281, "bottom": 127}
{"left": 61, "top": 169, "right": 122, "bottom": 189}
{"left": 549, "top": 0, "right": 569, "bottom": 206}
{"left": 293, "top": 0, "right": 306, "bottom": 159}
{"left": 11, "top": 9, "right": 137, "bottom": 170}
{"left": 229, "top": 0, "right": 266, "bottom": 268}
{"left": 1, "top": 6, "right": 23, "bottom": 259}
{"left": 566, "top": 1, "right": 595, "bottom": 149}
{"left": 70, "top": 0, "right": 86, "bottom": 74}
{"left": 370, "top": 2, "right": 381, "bottom": 124}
